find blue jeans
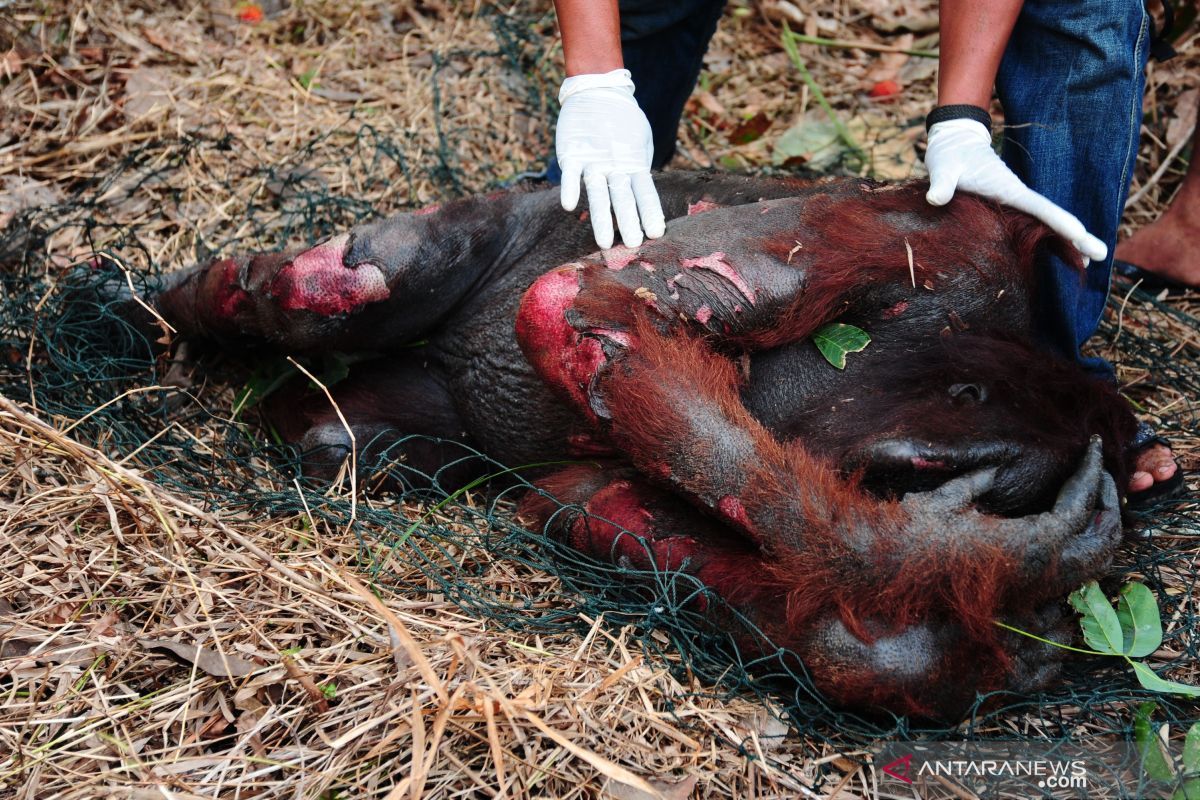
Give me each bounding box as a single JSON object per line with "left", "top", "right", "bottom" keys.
{"left": 997, "top": 0, "right": 1150, "bottom": 378}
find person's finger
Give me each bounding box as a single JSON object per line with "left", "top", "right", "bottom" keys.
{"left": 925, "top": 166, "right": 962, "bottom": 206}
{"left": 584, "top": 166, "right": 614, "bottom": 250}
{"left": 608, "top": 173, "right": 643, "bottom": 248}
{"left": 1071, "top": 233, "right": 1107, "bottom": 263}
{"left": 560, "top": 160, "right": 582, "bottom": 212}
{"left": 1006, "top": 189, "right": 1109, "bottom": 262}
{"left": 631, "top": 171, "right": 665, "bottom": 239}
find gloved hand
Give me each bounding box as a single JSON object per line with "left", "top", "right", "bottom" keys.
{"left": 924, "top": 118, "right": 1108, "bottom": 263}
{"left": 556, "top": 69, "right": 666, "bottom": 250}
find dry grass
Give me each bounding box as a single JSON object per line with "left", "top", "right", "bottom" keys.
{"left": 1, "top": 1, "right": 1199, "bottom": 798}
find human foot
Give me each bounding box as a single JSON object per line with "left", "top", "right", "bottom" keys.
{"left": 1117, "top": 168, "right": 1200, "bottom": 288}
{"left": 1127, "top": 421, "right": 1185, "bottom": 508}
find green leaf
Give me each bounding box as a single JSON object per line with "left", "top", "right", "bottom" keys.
{"left": 1135, "top": 701, "right": 1175, "bottom": 782}
{"left": 318, "top": 352, "right": 354, "bottom": 389}
{"left": 1176, "top": 725, "right": 1200, "bottom": 800}
{"left": 232, "top": 362, "right": 294, "bottom": 418}
{"left": 1173, "top": 778, "right": 1200, "bottom": 800}
{"left": 812, "top": 323, "right": 870, "bottom": 370}
{"left": 772, "top": 118, "right": 843, "bottom": 170}
{"left": 1068, "top": 580, "right": 1124, "bottom": 655}
{"left": 1184, "top": 722, "right": 1200, "bottom": 775}
{"left": 1117, "top": 582, "right": 1164, "bottom": 657}
{"left": 1129, "top": 659, "right": 1200, "bottom": 698}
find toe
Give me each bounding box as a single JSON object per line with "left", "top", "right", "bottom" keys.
{"left": 1134, "top": 443, "right": 1178, "bottom": 485}
{"left": 1129, "top": 470, "right": 1154, "bottom": 493}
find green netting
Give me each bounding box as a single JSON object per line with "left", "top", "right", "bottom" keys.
{"left": 1, "top": 8, "right": 1199, "bottom": 794}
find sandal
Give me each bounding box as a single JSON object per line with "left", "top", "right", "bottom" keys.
{"left": 1113, "top": 259, "right": 1195, "bottom": 295}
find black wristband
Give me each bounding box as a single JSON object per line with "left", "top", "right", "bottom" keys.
{"left": 925, "top": 104, "right": 992, "bottom": 132}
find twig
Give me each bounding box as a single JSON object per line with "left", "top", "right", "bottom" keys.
{"left": 287, "top": 356, "right": 357, "bottom": 525}
{"left": 785, "top": 32, "right": 938, "bottom": 58}
{"left": 904, "top": 237, "right": 915, "bottom": 288}
{"left": 1126, "top": 121, "right": 1196, "bottom": 208}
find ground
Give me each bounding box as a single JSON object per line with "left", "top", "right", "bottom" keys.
{"left": 1, "top": 2, "right": 1199, "bottom": 798}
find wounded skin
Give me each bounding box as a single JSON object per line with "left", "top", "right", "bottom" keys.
{"left": 138, "top": 172, "right": 1141, "bottom": 718}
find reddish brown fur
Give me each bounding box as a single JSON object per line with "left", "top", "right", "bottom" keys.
{"left": 602, "top": 314, "right": 1023, "bottom": 650}
{"left": 526, "top": 304, "right": 1101, "bottom": 710}
{"left": 745, "top": 189, "right": 1060, "bottom": 350}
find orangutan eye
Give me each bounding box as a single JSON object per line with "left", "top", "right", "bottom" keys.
{"left": 948, "top": 382, "right": 988, "bottom": 404}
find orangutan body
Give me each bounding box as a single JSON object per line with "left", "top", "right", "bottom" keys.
{"left": 142, "top": 172, "right": 1136, "bottom": 717}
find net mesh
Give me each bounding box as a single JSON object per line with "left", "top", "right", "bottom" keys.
{"left": 1, "top": 5, "right": 1198, "bottom": 787}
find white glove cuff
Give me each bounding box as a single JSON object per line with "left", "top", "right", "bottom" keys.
{"left": 559, "top": 68, "right": 636, "bottom": 103}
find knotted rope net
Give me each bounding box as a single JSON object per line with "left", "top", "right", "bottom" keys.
{"left": 1, "top": 6, "right": 1198, "bottom": 797}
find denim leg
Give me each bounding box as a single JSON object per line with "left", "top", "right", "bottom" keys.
{"left": 996, "top": 0, "right": 1149, "bottom": 379}
{"left": 619, "top": 0, "right": 727, "bottom": 169}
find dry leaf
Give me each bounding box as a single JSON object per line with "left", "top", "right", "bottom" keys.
{"left": 747, "top": 708, "right": 791, "bottom": 750}
{"left": 692, "top": 90, "right": 726, "bottom": 116}
{"left": 852, "top": 0, "right": 938, "bottom": 33}
{"left": 122, "top": 67, "right": 176, "bottom": 121}
{"left": 0, "top": 176, "right": 65, "bottom": 214}
{"left": 865, "top": 33, "right": 914, "bottom": 86}
{"left": 0, "top": 638, "right": 34, "bottom": 659}
{"left": 1, "top": 47, "right": 22, "bottom": 76}
{"left": 44, "top": 601, "right": 81, "bottom": 625}
{"left": 1166, "top": 89, "right": 1199, "bottom": 149}
{"left": 604, "top": 775, "right": 697, "bottom": 800}
{"left": 762, "top": 1, "right": 805, "bottom": 27}
{"left": 88, "top": 608, "right": 120, "bottom": 637}
{"left": 139, "top": 638, "right": 259, "bottom": 677}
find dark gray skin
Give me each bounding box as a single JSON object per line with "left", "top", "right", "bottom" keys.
{"left": 142, "top": 172, "right": 1134, "bottom": 717}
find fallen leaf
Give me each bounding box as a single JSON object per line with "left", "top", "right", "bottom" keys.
{"left": 729, "top": 111, "right": 772, "bottom": 144}
{"left": 865, "top": 32, "right": 914, "bottom": 88}
{"left": 139, "top": 638, "right": 259, "bottom": 678}
{"left": 691, "top": 90, "right": 726, "bottom": 117}
{"left": 853, "top": 0, "right": 938, "bottom": 33}
{"left": 604, "top": 775, "right": 698, "bottom": 800}
{"left": 748, "top": 708, "right": 791, "bottom": 749}
{"left": 0, "top": 176, "right": 65, "bottom": 214}
{"left": 122, "top": 67, "right": 176, "bottom": 121}
{"left": 44, "top": 602, "right": 81, "bottom": 625}
{"left": 1167, "top": 88, "right": 1198, "bottom": 149}
{"left": 88, "top": 609, "right": 120, "bottom": 637}
{"left": 1, "top": 47, "right": 23, "bottom": 76}
{"left": 773, "top": 115, "right": 843, "bottom": 170}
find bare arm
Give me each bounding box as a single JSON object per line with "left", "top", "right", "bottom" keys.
{"left": 936, "top": 0, "right": 1023, "bottom": 106}
{"left": 553, "top": 0, "right": 623, "bottom": 76}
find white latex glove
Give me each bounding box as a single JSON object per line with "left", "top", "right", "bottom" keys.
{"left": 556, "top": 69, "right": 666, "bottom": 250}
{"left": 924, "top": 118, "right": 1108, "bottom": 263}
